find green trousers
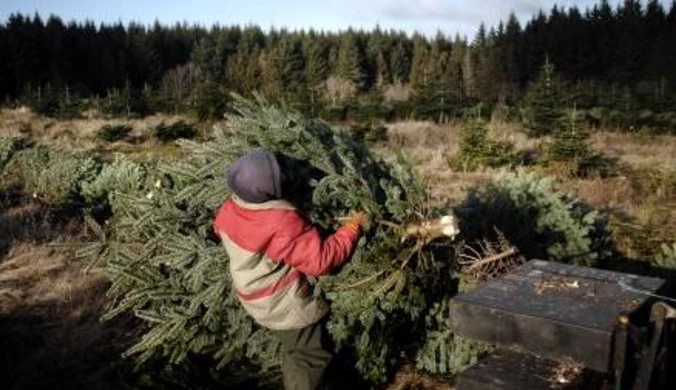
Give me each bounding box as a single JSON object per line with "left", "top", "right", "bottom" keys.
{"left": 274, "top": 320, "right": 333, "bottom": 390}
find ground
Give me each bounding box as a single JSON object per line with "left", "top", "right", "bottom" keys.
{"left": 1, "top": 107, "right": 675, "bottom": 389}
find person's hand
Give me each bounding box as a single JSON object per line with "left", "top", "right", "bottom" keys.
{"left": 344, "top": 211, "right": 368, "bottom": 233}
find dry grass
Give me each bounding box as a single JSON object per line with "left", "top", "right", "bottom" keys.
{"left": 386, "top": 364, "right": 454, "bottom": 390}
{"left": 386, "top": 120, "right": 461, "bottom": 152}
{"left": 0, "top": 189, "right": 128, "bottom": 387}
{"left": 0, "top": 193, "right": 83, "bottom": 257}
{"left": 382, "top": 120, "right": 520, "bottom": 205}
{"left": 556, "top": 176, "right": 637, "bottom": 211}
{"left": 487, "top": 120, "right": 540, "bottom": 153}
{"left": 0, "top": 191, "right": 135, "bottom": 388}
{"left": 0, "top": 243, "right": 133, "bottom": 390}
{"left": 555, "top": 168, "right": 676, "bottom": 259}
{"left": 0, "top": 245, "right": 107, "bottom": 316}
{"left": 385, "top": 119, "right": 676, "bottom": 172}
{"left": 386, "top": 120, "right": 538, "bottom": 156}
{"left": 591, "top": 131, "right": 676, "bottom": 170}
{"left": 0, "top": 106, "right": 199, "bottom": 154}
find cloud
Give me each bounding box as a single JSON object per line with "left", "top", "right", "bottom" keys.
{"left": 364, "top": 0, "right": 593, "bottom": 25}
{"left": 341, "top": 0, "right": 640, "bottom": 37}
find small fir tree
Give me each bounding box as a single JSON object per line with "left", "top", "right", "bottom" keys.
{"left": 523, "top": 59, "right": 566, "bottom": 137}
{"left": 451, "top": 120, "right": 520, "bottom": 171}
{"left": 456, "top": 171, "right": 609, "bottom": 266}
{"left": 546, "top": 108, "right": 615, "bottom": 177}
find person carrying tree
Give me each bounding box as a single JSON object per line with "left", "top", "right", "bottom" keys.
{"left": 213, "top": 149, "right": 367, "bottom": 390}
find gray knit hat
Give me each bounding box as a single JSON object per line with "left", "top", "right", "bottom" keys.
{"left": 226, "top": 149, "right": 282, "bottom": 203}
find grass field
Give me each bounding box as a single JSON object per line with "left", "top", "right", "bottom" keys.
{"left": 1, "top": 107, "right": 675, "bottom": 389}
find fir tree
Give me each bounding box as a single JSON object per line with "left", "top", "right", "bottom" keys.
{"left": 389, "top": 41, "right": 410, "bottom": 84}
{"left": 260, "top": 49, "right": 284, "bottom": 99}
{"left": 409, "top": 37, "right": 430, "bottom": 90}
{"left": 304, "top": 40, "right": 329, "bottom": 115}
{"left": 190, "top": 77, "right": 228, "bottom": 121}
{"left": 2, "top": 145, "right": 100, "bottom": 206}
{"left": 546, "top": 108, "right": 615, "bottom": 177}
{"left": 279, "top": 38, "right": 306, "bottom": 99}
{"left": 456, "top": 171, "right": 608, "bottom": 266}
{"left": 547, "top": 108, "right": 592, "bottom": 162}
{"left": 336, "top": 33, "right": 366, "bottom": 91}
{"left": 305, "top": 40, "right": 329, "bottom": 91}
{"left": 523, "top": 59, "right": 566, "bottom": 137}
{"left": 451, "top": 120, "right": 520, "bottom": 171}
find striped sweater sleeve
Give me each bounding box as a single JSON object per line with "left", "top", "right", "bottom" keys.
{"left": 266, "top": 211, "right": 360, "bottom": 277}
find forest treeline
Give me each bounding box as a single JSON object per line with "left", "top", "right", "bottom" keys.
{"left": 1, "top": 0, "right": 676, "bottom": 130}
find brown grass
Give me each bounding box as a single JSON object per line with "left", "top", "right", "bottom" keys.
{"left": 0, "top": 106, "right": 204, "bottom": 157}
{"left": 486, "top": 121, "right": 540, "bottom": 153}
{"left": 555, "top": 168, "right": 676, "bottom": 259}
{"left": 0, "top": 243, "right": 134, "bottom": 389}
{"left": 0, "top": 173, "right": 127, "bottom": 387}
{"left": 591, "top": 131, "right": 676, "bottom": 170}
{"left": 382, "top": 120, "right": 521, "bottom": 205}
{"left": 386, "top": 364, "right": 454, "bottom": 390}
{"left": 0, "top": 189, "right": 133, "bottom": 388}
{"left": 0, "top": 245, "right": 107, "bottom": 315}
{"left": 386, "top": 120, "right": 461, "bottom": 152}
{"left": 0, "top": 194, "right": 83, "bottom": 257}
{"left": 556, "top": 176, "right": 637, "bottom": 211}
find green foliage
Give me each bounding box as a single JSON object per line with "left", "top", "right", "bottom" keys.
{"left": 545, "top": 110, "right": 616, "bottom": 177}
{"left": 653, "top": 242, "right": 676, "bottom": 270}
{"left": 0, "top": 137, "right": 23, "bottom": 171}
{"left": 415, "top": 300, "right": 487, "bottom": 375}
{"left": 336, "top": 33, "right": 365, "bottom": 90}
{"left": 604, "top": 166, "right": 676, "bottom": 260}
{"left": 3, "top": 146, "right": 101, "bottom": 206}
{"left": 450, "top": 120, "right": 520, "bottom": 171}
{"left": 348, "top": 123, "right": 388, "bottom": 144}
{"left": 4, "top": 7, "right": 676, "bottom": 134}
{"left": 154, "top": 121, "right": 197, "bottom": 142}
{"left": 20, "top": 84, "right": 81, "bottom": 119}
{"left": 522, "top": 60, "right": 566, "bottom": 137}
{"left": 190, "top": 79, "right": 229, "bottom": 121}
{"left": 81, "top": 156, "right": 146, "bottom": 207}
{"left": 456, "top": 171, "right": 609, "bottom": 266}
{"left": 97, "top": 124, "right": 133, "bottom": 143}
{"left": 99, "top": 84, "right": 150, "bottom": 117}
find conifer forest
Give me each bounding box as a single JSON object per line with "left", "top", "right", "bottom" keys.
{"left": 1, "top": 0, "right": 676, "bottom": 389}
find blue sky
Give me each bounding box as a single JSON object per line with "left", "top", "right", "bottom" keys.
{"left": 0, "top": 1, "right": 671, "bottom": 37}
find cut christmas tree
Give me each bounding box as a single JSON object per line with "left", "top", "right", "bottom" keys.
{"left": 80, "top": 93, "right": 478, "bottom": 385}
{"left": 80, "top": 94, "right": 609, "bottom": 386}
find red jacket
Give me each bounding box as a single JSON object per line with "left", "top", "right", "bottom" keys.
{"left": 213, "top": 196, "right": 360, "bottom": 330}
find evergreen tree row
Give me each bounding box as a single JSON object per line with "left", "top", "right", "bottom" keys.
{"left": 1, "top": 0, "right": 676, "bottom": 125}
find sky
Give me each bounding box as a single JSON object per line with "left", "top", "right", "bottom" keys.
{"left": 0, "top": 0, "right": 671, "bottom": 38}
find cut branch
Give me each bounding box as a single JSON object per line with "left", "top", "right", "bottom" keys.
{"left": 465, "top": 247, "right": 518, "bottom": 271}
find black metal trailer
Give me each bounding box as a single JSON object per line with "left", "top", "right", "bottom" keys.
{"left": 449, "top": 260, "right": 675, "bottom": 390}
